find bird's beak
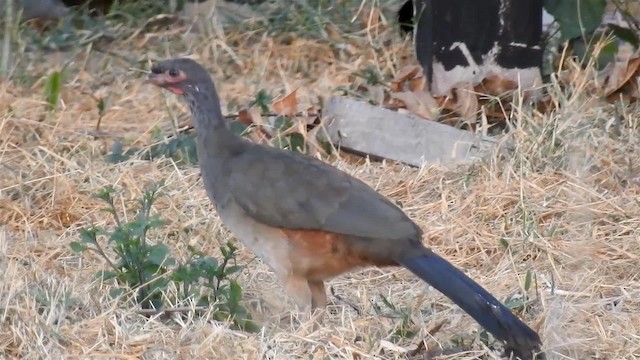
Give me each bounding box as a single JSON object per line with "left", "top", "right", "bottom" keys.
{"left": 144, "top": 72, "right": 185, "bottom": 95}
{"left": 144, "top": 72, "right": 167, "bottom": 87}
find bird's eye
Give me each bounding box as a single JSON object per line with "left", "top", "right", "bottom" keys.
{"left": 168, "top": 69, "right": 179, "bottom": 77}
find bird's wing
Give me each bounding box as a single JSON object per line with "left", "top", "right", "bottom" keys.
{"left": 226, "top": 145, "right": 422, "bottom": 241}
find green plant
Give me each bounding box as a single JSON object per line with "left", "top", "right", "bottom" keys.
{"left": 371, "top": 294, "right": 417, "bottom": 342}
{"left": 544, "top": 0, "right": 608, "bottom": 43}
{"left": 141, "top": 131, "right": 199, "bottom": 165}
{"left": 171, "top": 242, "right": 255, "bottom": 329}
{"left": 270, "top": 115, "right": 306, "bottom": 153}
{"left": 244, "top": 90, "right": 308, "bottom": 153}
{"left": 107, "top": 118, "right": 251, "bottom": 165}
{"left": 542, "top": 0, "right": 640, "bottom": 71}
{"left": 43, "top": 70, "right": 63, "bottom": 112}
{"left": 107, "top": 86, "right": 328, "bottom": 165}
{"left": 70, "top": 181, "right": 258, "bottom": 331}
{"left": 250, "top": 89, "right": 272, "bottom": 113}
{"left": 473, "top": 270, "right": 537, "bottom": 353}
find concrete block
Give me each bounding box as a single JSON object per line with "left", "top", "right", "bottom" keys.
{"left": 321, "top": 96, "right": 498, "bottom": 167}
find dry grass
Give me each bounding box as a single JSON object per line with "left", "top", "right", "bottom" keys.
{"left": 1, "top": 3, "right": 640, "bottom": 359}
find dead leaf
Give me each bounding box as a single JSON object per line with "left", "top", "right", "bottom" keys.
{"left": 391, "top": 65, "right": 422, "bottom": 92}
{"left": 409, "top": 75, "right": 427, "bottom": 92}
{"left": 620, "top": 76, "right": 640, "bottom": 98}
{"left": 453, "top": 84, "right": 479, "bottom": 119}
{"left": 475, "top": 74, "right": 519, "bottom": 96}
{"left": 390, "top": 90, "right": 439, "bottom": 120}
{"left": 435, "top": 95, "right": 457, "bottom": 112}
{"left": 237, "top": 108, "right": 254, "bottom": 125}
{"left": 604, "top": 57, "right": 640, "bottom": 96}
{"left": 272, "top": 89, "right": 298, "bottom": 117}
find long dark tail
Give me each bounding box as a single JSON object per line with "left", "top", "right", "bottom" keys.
{"left": 399, "top": 252, "right": 543, "bottom": 359}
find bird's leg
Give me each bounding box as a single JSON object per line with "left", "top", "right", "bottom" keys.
{"left": 308, "top": 279, "right": 327, "bottom": 330}
{"left": 284, "top": 275, "right": 312, "bottom": 314}
{"left": 283, "top": 276, "right": 328, "bottom": 330}
{"left": 308, "top": 280, "right": 327, "bottom": 310}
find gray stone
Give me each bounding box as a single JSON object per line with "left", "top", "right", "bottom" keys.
{"left": 320, "top": 96, "right": 498, "bottom": 167}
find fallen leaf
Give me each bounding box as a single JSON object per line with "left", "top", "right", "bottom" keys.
{"left": 272, "top": 89, "right": 298, "bottom": 117}
{"left": 391, "top": 65, "right": 422, "bottom": 92}
{"left": 390, "top": 90, "right": 439, "bottom": 120}
{"left": 475, "top": 74, "right": 519, "bottom": 96}
{"left": 453, "top": 83, "right": 479, "bottom": 119}
{"left": 604, "top": 57, "right": 640, "bottom": 96}
{"left": 620, "top": 76, "right": 640, "bottom": 98}
{"left": 237, "top": 108, "right": 254, "bottom": 125}
{"left": 408, "top": 75, "right": 426, "bottom": 92}
{"left": 435, "top": 95, "right": 457, "bottom": 112}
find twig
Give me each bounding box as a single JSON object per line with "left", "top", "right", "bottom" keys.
{"left": 84, "top": 246, "right": 118, "bottom": 272}
{"left": 329, "top": 286, "right": 362, "bottom": 314}
{"left": 169, "top": 111, "right": 320, "bottom": 137}
{"left": 136, "top": 306, "right": 209, "bottom": 316}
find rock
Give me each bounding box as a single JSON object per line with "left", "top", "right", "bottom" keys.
{"left": 320, "top": 96, "right": 498, "bottom": 167}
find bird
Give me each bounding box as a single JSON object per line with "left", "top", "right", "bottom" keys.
{"left": 145, "top": 57, "right": 544, "bottom": 359}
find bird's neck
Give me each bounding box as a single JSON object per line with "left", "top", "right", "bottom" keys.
{"left": 187, "top": 85, "right": 240, "bottom": 154}
{"left": 185, "top": 84, "right": 244, "bottom": 208}
{"left": 187, "top": 85, "right": 227, "bottom": 130}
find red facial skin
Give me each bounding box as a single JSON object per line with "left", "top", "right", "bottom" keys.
{"left": 145, "top": 69, "right": 187, "bottom": 95}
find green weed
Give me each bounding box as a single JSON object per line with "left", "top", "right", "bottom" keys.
{"left": 70, "top": 181, "right": 259, "bottom": 332}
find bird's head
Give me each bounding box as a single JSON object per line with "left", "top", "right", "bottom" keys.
{"left": 145, "top": 58, "right": 213, "bottom": 97}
